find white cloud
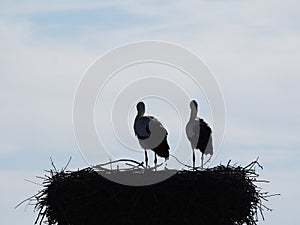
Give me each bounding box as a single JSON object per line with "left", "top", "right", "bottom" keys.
{"left": 0, "top": 0, "right": 130, "bottom": 14}
{"left": 0, "top": 20, "right": 96, "bottom": 155}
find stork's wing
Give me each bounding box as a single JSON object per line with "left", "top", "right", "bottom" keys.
{"left": 187, "top": 118, "right": 211, "bottom": 138}
{"left": 141, "top": 116, "right": 168, "bottom": 149}
{"left": 134, "top": 116, "right": 168, "bottom": 149}
{"left": 134, "top": 116, "right": 168, "bottom": 138}
{"left": 198, "top": 118, "right": 212, "bottom": 134}
{"left": 148, "top": 116, "right": 168, "bottom": 136}
{"left": 196, "top": 118, "right": 213, "bottom": 154}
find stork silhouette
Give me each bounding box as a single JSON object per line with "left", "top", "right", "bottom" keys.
{"left": 186, "top": 100, "right": 213, "bottom": 169}
{"left": 133, "top": 102, "right": 170, "bottom": 168}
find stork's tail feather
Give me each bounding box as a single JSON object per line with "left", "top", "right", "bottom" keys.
{"left": 203, "top": 136, "right": 213, "bottom": 155}
{"left": 153, "top": 137, "right": 170, "bottom": 159}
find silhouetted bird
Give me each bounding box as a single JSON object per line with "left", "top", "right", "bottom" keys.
{"left": 186, "top": 100, "right": 213, "bottom": 169}
{"left": 134, "top": 101, "right": 170, "bottom": 168}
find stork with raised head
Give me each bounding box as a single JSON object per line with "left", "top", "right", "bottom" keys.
{"left": 133, "top": 101, "right": 170, "bottom": 168}
{"left": 186, "top": 100, "right": 213, "bottom": 169}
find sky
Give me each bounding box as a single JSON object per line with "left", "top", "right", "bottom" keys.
{"left": 1, "top": 0, "right": 300, "bottom": 224}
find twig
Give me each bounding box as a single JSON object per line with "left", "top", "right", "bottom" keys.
{"left": 15, "top": 191, "right": 42, "bottom": 209}
{"left": 24, "top": 179, "right": 43, "bottom": 186}
{"left": 93, "top": 159, "right": 145, "bottom": 169}
{"left": 50, "top": 157, "right": 57, "bottom": 172}
{"left": 169, "top": 154, "right": 198, "bottom": 170}
{"left": 62, "top": 156, "right": 72, "bottom": 171}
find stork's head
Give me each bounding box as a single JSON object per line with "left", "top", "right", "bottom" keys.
{"left": 136, "top": 101, "right": 145, "bottom": 115}
{"left": 190, "top": 100, "right": 198, "bottom": 111}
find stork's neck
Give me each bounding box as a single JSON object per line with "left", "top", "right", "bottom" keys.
{"left": 136, "top": 111, "right": 144, "bottom": 118}
{"left": 190, "top": 109, "right": 197, "bottom": 120}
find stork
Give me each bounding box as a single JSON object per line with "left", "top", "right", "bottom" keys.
{"left": 133, "top": 101, "right": 170, "bottom": 168}
{"left": 186, "top": 100, "right": 213, "bottom": 169}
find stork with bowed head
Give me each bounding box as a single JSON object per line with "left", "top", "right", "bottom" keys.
{"left": 186, "top": 100, "right": 213, "bottom": 169}
{"left": 133, "top": 101, "right": 170, "bottom": 168}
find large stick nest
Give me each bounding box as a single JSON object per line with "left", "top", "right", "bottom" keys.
{"left": 23, "top": 160, "right": 274, "bottom": 225}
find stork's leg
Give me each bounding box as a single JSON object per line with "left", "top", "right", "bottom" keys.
{"left": 192, "top": 149, "right": 195, "bottom": 170}
{"left": 154, "top": 153, "right": 157, "bottom": 171}
{"left": 144, "top": 150, "right": 148, "bottom": 168}
{"left": 201, "top": 153, "right": 204, "bottom": 170}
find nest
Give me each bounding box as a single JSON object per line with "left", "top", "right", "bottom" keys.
{"left": 21, "top": 159, "right": 274, "bottom": 225}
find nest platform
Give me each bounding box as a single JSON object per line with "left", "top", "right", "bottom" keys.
{"left": 26, "top": 161, "right": 271, "bottom": 225}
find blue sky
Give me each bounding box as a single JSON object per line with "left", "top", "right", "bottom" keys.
{"left": 1, "top": 0, "right": 300, "bottom": 224}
